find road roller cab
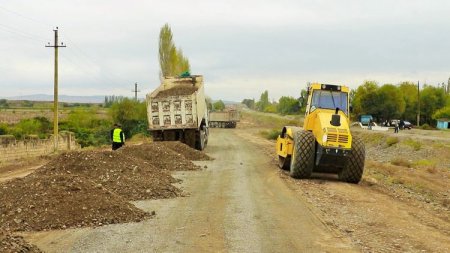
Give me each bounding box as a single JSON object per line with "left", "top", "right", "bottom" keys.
{"left": 276, "top": 83, "right": 365, "bottom": 183}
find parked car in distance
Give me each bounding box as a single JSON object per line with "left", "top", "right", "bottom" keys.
{"left": 403, "top": 121, "right": 413, "bottom": 130}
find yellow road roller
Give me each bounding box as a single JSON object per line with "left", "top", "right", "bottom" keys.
{"left": 276, "top": 83, "right": 365, "bottom": 183}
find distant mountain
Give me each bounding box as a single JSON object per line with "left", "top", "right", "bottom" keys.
{"left": 3, "top": 94, "right": 237, "bottom": 104}
{"left": 223, "top": 100, "right": 239, "bottom": 105}
{"left": 3, "top": 94, "right": 106, "bottom": 103}
{"left": 212, "top": 100, "right": 239, "bottom": 105}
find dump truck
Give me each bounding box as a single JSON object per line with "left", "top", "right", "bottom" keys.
{"left": 359, "top": 115, "right": 373, "bottom": 126}
{"left": 209, "top": 109, "right": 240, "bottom": 128}
{"left": 146, "top": 75, "right": 208, "bottom": 150}
{"left": 276, "top": 83, "right": 365, "bottom": 183}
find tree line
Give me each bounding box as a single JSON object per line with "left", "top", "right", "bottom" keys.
{"left": 352, "top": 81, "right": 450, "bottom": 126}
{"left": 0, "top": 98, "right": 148, "bottom": 147}
{"left": 242, "top": 80, "right": 450, "bottom": 126}
{"left": 242, "top": 89, "right": 307, "bottom": 115}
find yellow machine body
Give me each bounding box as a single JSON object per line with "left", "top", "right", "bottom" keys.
{"left": 276, "top": 126, "right": 300, "bottom": 158}
{"left": 277, "top": 83, "right": 352, "bottom": 167}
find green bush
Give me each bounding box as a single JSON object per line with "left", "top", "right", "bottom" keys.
{"left": 403, "top": 138, "right": 421, "bottom": 151}
{"left": 414, "top": 159, "right": 436, "bottom": 168}
{"left": 277, "top": 96, "right": 299, "bottom": 115}
{"left": 10, "top": 117, "right": 52, "bottom": 139}
{"left": 22, "top": 100, "right": 34, "bottom": 107}
{"left": 260, "top": 129, "right": 281, "bottom": 140}
{"left": 419, "top": 123, "right": 434, "bottom": 130}
{"left": 59, "top": 99, "right": 150, "bottom": 148}
{"left": 60, "top": 108, "right": 113, "bottom": 147}
{"left": 0, "top": 123, "right": 8, "bottom": 135}
{"left": 68, "top": 126, "right": 111, "bottom": 147}
{"left": 110, "top": 98, "right": 148, "bottom": 138}
{"left": 213, "top": 100, "right": 225, "bottom": 111}
{"left": 0, "top": 99, "right": 8, "bottom": 108}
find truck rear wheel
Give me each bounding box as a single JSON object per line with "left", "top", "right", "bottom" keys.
{"left": 195, "top": 129, "right": 206, "bottom": 150}
{"left": 290, "top": 131, "right": 315, "bottom": 179}
{"left": 338, "top": 137, "right": 365, "bottom": 184}
{"left": 278, "top": 156, "right": 291, "bottom": 170}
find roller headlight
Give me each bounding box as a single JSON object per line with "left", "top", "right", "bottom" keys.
{"left": 322, "top": 134, "right": 327, "bottom": 143}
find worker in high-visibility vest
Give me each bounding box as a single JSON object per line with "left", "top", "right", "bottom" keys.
{"left": 111, "top": 123, "right": 125, "bottom": 150}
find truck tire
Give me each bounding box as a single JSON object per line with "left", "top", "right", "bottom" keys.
{"left": 278, "top": 156, "right": 291, "bottom": 170}
{"left": 338, "top": 137, "right": 365, "bottom": 184}
{"left": 204, "top": 127, "right": 209, "bottom": 146}
{"left": 290, "top": 131, "right": 315, "bottom": 179}
{"left": 195, "top": 129, "right": 206, "bottom": 150}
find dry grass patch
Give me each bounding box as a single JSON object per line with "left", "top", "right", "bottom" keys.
{"left": 353, "top": 131, "right": 385, "bottom": 145}
{"left": 364, "top": 159, "right": 450, "bottom": 208}
{"left": 443, "top": 199, "right": 450, "bottom": 208}
{"left": 128, "top": 133, "right": 151, "bottom": 143}
{"left": 241, "top": 111, "right": 303, "bottom": 129}
{"left": 414, "top": 159, "right": 437, "bottom": 169}
{"left": 426, "top": 167, "right": 438, "bottom": 174}
{"left": 390, "top": 158, "right": 412, "bottom": 168}
{"left": 403, "top": 138, "right": 422, "bottom": 151}
{"left": 259, "top": 129, "right": 281, "bottom": 140}
{"left": 385, "top": 136, "right": 399, "bottom": 147}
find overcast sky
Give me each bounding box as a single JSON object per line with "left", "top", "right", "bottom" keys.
{"left": 1, "top": 0, "right": 450, "bottom": 101}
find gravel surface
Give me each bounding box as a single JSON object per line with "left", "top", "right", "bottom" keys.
{"left": 159, "top": 141, "right": 212, "bottom": 161}
{"left": 23, "top": 128, "right": 357, "bottom": 253}
{"left": 235, "top": 126, "right": 450, "bottom": 253}
{"left": 37, "top": 150, "right": 181, "bottom": 200}
{"left": 154, "top": 85, "right": 198, "bottom": 98}
{"left": 0, "top": 174, "right": 149, "bottom": 232}
{"left": 0, "top": 142, "right": 208, "bottom": 237}
{"left": 1, "top": 230, "right": 42, "bottom": 253}
{"left": 119, "top": 143, "right": 202, "bottom": 171}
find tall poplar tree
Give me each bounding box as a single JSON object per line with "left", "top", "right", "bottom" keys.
{"left": 159, "top": 23, "right": 191, "bottom": 77}
{"left": 159, "top": 24, "right": 174, "bottom": 77}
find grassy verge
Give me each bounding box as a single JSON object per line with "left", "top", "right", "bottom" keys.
{"left": 241, "top": 110, "right": 303, "bottom": 131}
{"left": 259, "top": 129, "right": 281, "bottom": 140}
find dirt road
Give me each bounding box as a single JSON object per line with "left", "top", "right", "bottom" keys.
{"left": 23, "top": 128, "right": 357, "bottom": 253}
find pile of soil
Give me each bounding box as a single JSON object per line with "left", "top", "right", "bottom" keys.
{"left": 36, "top": 150, "right": 181, "bottom": 200}
{"left": 154, "top": 86, "right": 198, "bottom": 98}
{"left": 0, "top": 142, "right": 207, "bottom": 233}
{"left": 0, "top": 174, "right": 149, "bottom": 232}
{"left": 0, "top": 231, "right": 41, "bottom": 253}
{"left": 119, "top": 143, "right": 201, "bottom": 171}
{"left": 160, "top": 141, "right": 212, "bottom": 161}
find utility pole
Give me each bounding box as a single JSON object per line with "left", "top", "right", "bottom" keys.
{"left": 46, "top": 27, "right": 66, "bottom": 152}
{"left": 132, "top": 82, "right": 140, "bottom": 100}
{"left": 447, "top": 77, "right": 450, "bottom": 94}
{"left": 417, "top": 80, "right": 420, "bottom": 126}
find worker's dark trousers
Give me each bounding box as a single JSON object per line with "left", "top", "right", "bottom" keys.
{"left": 112, "top": 142, "right": 123, "bottom": 150}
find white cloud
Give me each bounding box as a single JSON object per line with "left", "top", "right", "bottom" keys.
{"left": 1, "top": 0, "right": 450, "bottom": 101}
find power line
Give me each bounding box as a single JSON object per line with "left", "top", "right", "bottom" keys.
{"left": 60, "top": 54, "right": 108, "bottom": 85}
{"left": 4, "top": 2, "right": 132, "bottom": 85}
{"left": 63, "top": 34, "right": 130, "bottom": 84}
{"left": 0, "top": 5, "right": 133, "bottom": 93}
{"left": 0, "top": 5, "right": 49, "bottom": 28}
{"left": 0, "top": 23, "right": 46, "bottom": 42}
{"left": 64, "top": 49, "right": 129, "bottom": 88}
